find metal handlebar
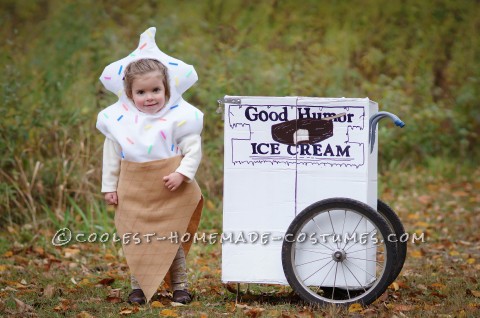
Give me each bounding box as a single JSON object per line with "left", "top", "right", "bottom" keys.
{"left": 369, "top": 111, "right": 405, "bottom": 153}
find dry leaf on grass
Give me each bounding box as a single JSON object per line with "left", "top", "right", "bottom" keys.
{"left": 14, "top": 298, "right": 35, "bottom": 313}
{"left": 295, "top": 309, "right": 315, "bottom": 317}
{"left": 43, "top": 284, "right": 56, "bottom": 298}
{"left": 244, "top": 307, "right": 265, "bottom": 318}
{"left": 119, "top": 306, "right": 139, "bottom": 315}
{"left": 97, "top": 277, "right": 115, "bottom": 286}
{"left": 77, "top": 311, "right": 96, "bottom": 318}
{"left": 348, "top": 303, "right": 363, "bottom": 313}
{"left": 151, "top": 301, "right": 164, "bottom": 308}
{"left": 160, "top": 309, "right": 179, "bottom": 317}
{"left": 466, "top": 289, "right": 480, "bottom": 298}
{"left": 106, "top": 295, "right": 123, "bottom": 303}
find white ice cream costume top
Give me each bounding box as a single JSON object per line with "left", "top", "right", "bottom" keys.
{"left": 96, "top": 27, "right": 203, "bottom": 162}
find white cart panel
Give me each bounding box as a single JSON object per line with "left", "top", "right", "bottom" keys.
{"left": 222, "top": 96, "right": 378, "bottom": 285}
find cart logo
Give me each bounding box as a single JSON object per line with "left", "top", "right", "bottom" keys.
{"left": 227, "top": 105, "right": 366, "bottom": 168}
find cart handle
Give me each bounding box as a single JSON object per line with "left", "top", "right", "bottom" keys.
{"left": 369, "top": 112, "right": 405, "bottom": 153}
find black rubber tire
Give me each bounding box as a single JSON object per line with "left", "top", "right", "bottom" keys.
{"left": 377, "top": 199, "right": 407, "bottom": 284}
{"left": 282, "top": 198, "right": 397, "bottom": 306}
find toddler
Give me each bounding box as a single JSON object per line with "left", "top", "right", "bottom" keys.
{"left": 97, "top": 58, "right": 203, "bottom": 304}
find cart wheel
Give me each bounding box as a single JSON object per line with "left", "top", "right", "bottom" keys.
{"left": 282, "top": 198, "right": 397, "bottom": 306}
{"left": 377, "top": 199, "right": 407, "bottom": 284}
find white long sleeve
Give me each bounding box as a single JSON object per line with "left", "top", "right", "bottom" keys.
{"left": 102, "top": 135, "right": 201, "bottom": 191}
{"left": 175, "top": 134, "right": 202, "bottom": 182}
{"left": 102, "top": 138, "right": 122, "bottom": 193}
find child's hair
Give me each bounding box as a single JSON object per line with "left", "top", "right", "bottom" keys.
{"left": 124, "top": 58, "right": 170, "bottom": 102}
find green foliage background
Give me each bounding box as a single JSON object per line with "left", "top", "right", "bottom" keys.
{"left": 1, "top": 0, "right": 479, "bottom": 227}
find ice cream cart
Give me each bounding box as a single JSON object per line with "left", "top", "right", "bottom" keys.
{"left": 220, "top": 96, "right": 406, "bottom": 306}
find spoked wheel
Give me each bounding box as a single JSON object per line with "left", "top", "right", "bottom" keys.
{"left": 282, "top": 198, "right": 397, "bottom": 306}
{"left": 377, "top": 199, "right": 407, "bottom": 284}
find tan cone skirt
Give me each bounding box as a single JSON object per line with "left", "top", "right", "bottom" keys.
{"left": 115, "top": 156, "right": 203, "bottom": 302}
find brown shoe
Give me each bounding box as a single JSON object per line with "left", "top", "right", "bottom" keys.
{"left": 128, "top": 289, "right": 146, "bottom": 305}
{"left": 172, "top": 289, "right": 192, "bottom": 304}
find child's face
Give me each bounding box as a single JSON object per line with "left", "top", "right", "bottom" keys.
{"left": 131, "top": 71, "right": 167, "bottom": 114}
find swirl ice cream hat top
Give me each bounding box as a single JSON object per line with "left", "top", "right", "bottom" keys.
{"left": 99, "top": 27, "right": 198, "bottom": 108}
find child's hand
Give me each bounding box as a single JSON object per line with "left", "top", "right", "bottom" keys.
{"left": 104, "top": 192, "right": 118, "bottom": 205}
{"left": 163, "top": 172, "right": 187, "bottom": 191}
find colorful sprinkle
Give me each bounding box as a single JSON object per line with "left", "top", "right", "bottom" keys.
{"left": 147, "top": 145, "right": 153, "bottom": 154}
{"left": 158, "top": 118, "right": 167, "bottom": 121}
{"left": 122, "top": 103, "right": 129, "bottom": 111}
{"left": 174, "top": 76, "right": 179, "bottom": 87}
{"left": 121, "top": 151, "right": 125, "bottom": 159}
{"left": 195, "top": 111, "right": 199, "bottom": 120}
{"left": 127, "top": 137, "right": 134, "bottom": 144}
{"left": 118, "top": 65, "right": 123, "bottom": 75}
{"left": 160, "top": 131, "right": 167, "bottom": 140}
{"left": 171, "top": 144, "right": 174, "bottom": 151}
{"left": 144, "top": 125, "right": 152, "bottom": 130}
{"left": 117, "top": 89, "right": 123, "bottom": 97}
{"left": 176, "top": 146, "right": 179, "bottom": 154}
{"left": 129, "top": 53, "right": 136, "bottom": 57}
{"left": 146, "top": 29, "right": 153, "bottom": 38}
{"left": 170, "top": 105, "right": 179, "bottom": 110}
{"left": 139, "top": 43, "right": 147, "bottom": 50}
{"left": 177, "top": 120, "right": 186, "bottom": 127}
{"left": 186, "top": 70, "right": 193, "bottom": 78}
{"left": 103, "top": 113, "right": 109, "bottom": 119}
{"left": 169, "top": 62, "right": 178, "bottom": 66}
{"left": 135, "top": 115, "right": 138, "bottom": 124}
{"left": 117, "top": 115, "right": 124, "bottom": 121}
{"left": 104, "top": 76, "right": 111, "bottom": 80}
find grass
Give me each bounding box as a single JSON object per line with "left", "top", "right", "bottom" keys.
{"left": 1, "top": 163, "right": 480, "bottom": 317}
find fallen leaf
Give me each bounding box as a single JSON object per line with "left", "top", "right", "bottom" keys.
{"left": 430, "top": 283, "right": 447, "bottom": 290}
{"left": 97, "top": 278, "right": 115, "bottom": 286}
{"left": 43, "top": 284, "right": 56, "bottom": 298}
{"left": 77, "top": 311, "right": 95, "bottom": 318}
{"left": 78, "top": 278, "right": 91, "bottom": 287}
{"left": 417, "top": 195, "right": 432, "bottom": 205}
{"left": 466, "top": 289, "right": 480, "bottom": 298}
{"left": 449, "top": 250, "right": 460, "bottom": 256}
{"left": 410, "top": 250, "right": 423, "bottom": 258}
{"left": 151, "top": 301, "right": 164, "bottom": 308}
{"left": 236, "top": 304, "right": 252, "bottom": 310}
{"left": 3, "top": 251, "right": 13, "bottom": 257}
{"left": 170, "top": 301, "right": 185, "bottom": 307}
{"left": 160, "top": 309, "right": 178, "bottom": 317}
{"left": 206, "top": 199, "right": 215, "bottom": 210}
{"left": 390, "top": 282, "right": 400, "bottom": 291}
{"left": 14, "top": 298, "right": 35, "bottom": 313}
{"left": 33, "top": 246, "right": 45, "bottom": 256}
{"left": 348, "top": 303, "right": 363, "bottom": 313}
{"left": 431, "top": 292, "right": 447, "bottom": 298}
{"left": 119, "top": 308, "right": 133, "bottom": 315}
{"left": 106, "top": 296, "right": 123, "bottom": 304}
{"left": 295, "top": 309, "right": 314, "bottom": 318}
{"left": 0, "top": 265, "right": 8, "bottom": 272}
{"left": 64, "top": 248, "right": 81, "bottom": 258}
{"left": 244, "top": 307, "right": 265, "bottom": 318}
{"left": 108, "top": 288, "right": 122, "bottom": 298}
{"left": 466, "top": 258, "right": 476, "bottom": 264}
{"left": 104, "top": 253, "right": 116, "bottom": 261}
